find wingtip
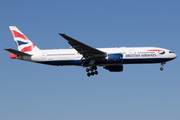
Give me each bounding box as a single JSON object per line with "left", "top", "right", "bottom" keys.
{"left": 4, "top": 48, "right": 10, "bottom": 50}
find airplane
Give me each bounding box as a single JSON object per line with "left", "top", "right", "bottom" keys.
{"left": 5, "top": 26, "right": 177, "bottom": 77}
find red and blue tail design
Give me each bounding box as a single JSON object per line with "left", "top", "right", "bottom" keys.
{"left": 9, "top": 26, "right": 40, "bottom": 52}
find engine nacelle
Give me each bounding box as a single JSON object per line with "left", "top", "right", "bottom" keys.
{"left": 106, "top": 53, "right": 123, "bottom": 63}
{"left": 104, "top": 64, "right": 123, "bottom": 72}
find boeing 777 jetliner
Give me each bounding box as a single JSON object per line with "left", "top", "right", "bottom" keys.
{"left": 5, "top": 26, "right": 177, "bottom": 77}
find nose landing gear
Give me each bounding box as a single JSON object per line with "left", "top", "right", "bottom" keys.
{"left": 160, "top": 67, "right": 163, "bottom": 71}
{"left": 86, "top": 66, "right": 98, "bottom": 77}
{"left": 160, "top": 62, "right": 166, "bottom": 71}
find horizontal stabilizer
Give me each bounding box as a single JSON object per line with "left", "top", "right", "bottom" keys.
{"left": 4, "top": 48, "right": 31, "bottom": 56}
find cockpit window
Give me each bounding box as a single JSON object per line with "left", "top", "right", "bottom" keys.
{"left": 169, "top": 51, "right": 173, "bottom": 53}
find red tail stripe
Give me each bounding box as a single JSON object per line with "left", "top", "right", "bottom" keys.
{"left": 11, "top": 30, "right": 29, "bottom": 40}
{"left": 21, "top": 44, "right": 35, "bottom": 52}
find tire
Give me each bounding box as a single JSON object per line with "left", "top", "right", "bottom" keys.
{"left": 87, "top": 73, "right": 91, "bottom": 77}
{"left": 86, "top": 68, "right": 90, "bottom": 72}
{"left": 94, "top": 71, "right": 98, "bottom": 75}
{"left": 160, "top": 67, "right": 163, "bottom": 71}
{"left": 91, "top": 72, "right": 94, "bottom": 76}
{"left": 93, "top": 66, "right": 97, "bottom": 70}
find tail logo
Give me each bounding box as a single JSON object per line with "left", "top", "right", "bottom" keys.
{"left": 11, "top": 30, "right": 28, "bottom": 40}
{"left": 17, "top": 41, "right": 28, "bottom": 46}
{"left": 10, "top": 27, "right": 35, "bottom": 52}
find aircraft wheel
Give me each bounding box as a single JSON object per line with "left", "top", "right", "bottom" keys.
{"left": 86, "top": 68, "right": 90, "bottom": 72}
{"left": 87, "top": 73, "right": 91, "bottom": 77}
{"left": 92, "top": 66, "right": 97, "bottom": 70}
{"left": 160, "top": 67, "right": 163, "bottom": 71}
{"left": 94, "top": 71, "right": 98, "bottom": 75}
{"left": 91, "top": 72, "right": 94, "bottom": 76}
{"left": 90, "top": 67, "right": 93, "bottom": 71}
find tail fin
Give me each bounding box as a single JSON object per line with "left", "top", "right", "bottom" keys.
{"left": 9, "top": 26, "right": 40, "bottom": 52}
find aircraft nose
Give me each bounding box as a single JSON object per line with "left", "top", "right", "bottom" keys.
{"left": 174, "top": 53, "right": 177, "bottom": 59}
{"left": 172, "top": 53, "right": 177, "bottom": 59}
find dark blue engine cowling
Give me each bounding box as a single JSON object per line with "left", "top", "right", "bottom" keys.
{"left": 107, "top": 53, "right": 123, "bottom": 63}
{"left": 104, "top": 64, "right": 123, "bottom": 72}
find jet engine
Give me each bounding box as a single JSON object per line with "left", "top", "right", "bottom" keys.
{"left": 106, "top": 53, "right": 123, "bottom": 63}
{"left": 104, "top": 64, "right": 123, "bottom": 72}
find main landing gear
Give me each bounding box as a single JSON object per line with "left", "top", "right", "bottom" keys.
{"left": 86, "top": 66, "right": 98, "bottom": 77}
{"left": 160, "top": 62, "right": 166, "bottom": 71}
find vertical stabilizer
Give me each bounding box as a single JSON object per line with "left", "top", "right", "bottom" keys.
{"left": 9, "top": 26, "right": 40, "bottom": 52}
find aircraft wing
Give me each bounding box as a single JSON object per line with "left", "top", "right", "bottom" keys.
{"left": 59, "top": 33, "right": 106, "bottom": 58}
{"left": 4, "top": 48, "right": 31, "bottom": 56}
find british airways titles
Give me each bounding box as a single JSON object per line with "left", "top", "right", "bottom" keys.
{"left": 126, "top": 53, "right": 157, "bottom": 57}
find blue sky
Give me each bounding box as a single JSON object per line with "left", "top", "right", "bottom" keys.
{"left": 1, "top": 0, "right": 180, "bottom": 120}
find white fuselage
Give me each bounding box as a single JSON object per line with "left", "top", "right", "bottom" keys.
{"left": 21, "top": 47, "right": 177, "bottom": 66}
